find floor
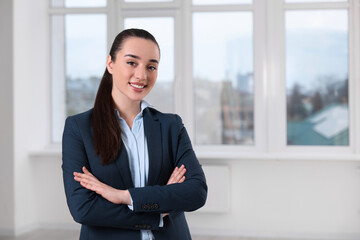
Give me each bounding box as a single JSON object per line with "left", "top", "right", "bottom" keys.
{"left": 0, "top": 229, "right": 295, "bottom": 240}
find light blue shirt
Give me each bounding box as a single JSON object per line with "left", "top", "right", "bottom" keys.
{"left": 117, "top": 101, "right": 150, "bottom": 189}
{"left": 115, "top": 101, "right": 160, "bottom": 240}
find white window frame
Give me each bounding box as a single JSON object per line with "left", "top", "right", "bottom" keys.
{"left": 189, "top": 0, "right": 267, "bottom": 158}
{"left": 48, "top": 0, "right": 360, "bottom": 161}
{"left": 266, "top": 0, "right": 360, "bottom": 159}
{"left": 49, "top": 4, "right": 110, "bottom": 144}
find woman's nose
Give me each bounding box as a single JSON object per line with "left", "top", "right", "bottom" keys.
{"left": 135, "top": 67, "right": 146, "bottom": 80}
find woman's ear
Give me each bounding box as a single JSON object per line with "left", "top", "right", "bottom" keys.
{"left": 106, "top": 55, "right": 113, "bottom": 74}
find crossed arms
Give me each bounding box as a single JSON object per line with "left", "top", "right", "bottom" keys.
{"left": 62, "top": 115, "right": 207, "bottom": 230}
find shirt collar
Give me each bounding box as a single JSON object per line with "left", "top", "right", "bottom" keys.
{"left": 140, "top": 100, "right": 151, "bottom": 117}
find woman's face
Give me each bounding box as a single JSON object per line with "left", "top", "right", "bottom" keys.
{"left": 107, "top": 37, "right": 160, "bottom": 105}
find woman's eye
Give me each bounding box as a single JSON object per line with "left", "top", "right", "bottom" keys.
{"left": 127, "top": 61, "right": 136, "bottom": 66}
{"left": 148, "top": 66, "right": 157, "bottom": 71}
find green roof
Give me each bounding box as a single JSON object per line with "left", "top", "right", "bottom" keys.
{"left": 287, "top": 104, "right": 349, "bottom": 146}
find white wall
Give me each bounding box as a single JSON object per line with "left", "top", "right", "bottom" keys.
{"left": 12, "top": 0, "right": 50, "bottom": 235}
{"left": 187, "top": 160, "right": 360, "bottom": 240}
{"left": 5, "top": 0, "right": 360, "bottom": 239}
{"left": 31, "top": 156, "right": 77, "bottom": 228}
{"left": 27, "top": 155, "right": 360, "bottom": 239}
{"left": 0, "top": 0, "right": 15, "bottom": 235}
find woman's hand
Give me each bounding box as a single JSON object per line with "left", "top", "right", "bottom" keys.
{"left": 73, "top": 167, "right": 131, "bottom": 205}
{"left": 73, "top": 164, "right": 186, "bottom": 207}
{"left": 167, "top": 164, "right": 187, "bottom": 185}
{"left": 163, "top": 165, "right": 187, "bottom": 217}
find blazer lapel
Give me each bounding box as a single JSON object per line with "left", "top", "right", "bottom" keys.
{"left": 114, "top": 141, "right": 134, "bottom": 189}
{"left": 143, "top": 108, "right": 163, "bottom": 186}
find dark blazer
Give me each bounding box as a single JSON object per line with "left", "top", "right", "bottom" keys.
{"left": 62, "top": 107, "right": 207, "bottom": 240}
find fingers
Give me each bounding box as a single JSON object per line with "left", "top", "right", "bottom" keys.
{"left": 82, "top": 166, "right": 94, "bottom": 176}
{"left": 167, "top": 165, "right": 187, "bottom": 185}
{"left": 76, "top": 175, "right": 93, "bottom": 189}
{"left": 73, "top": 171, "right": 92, "bottom": 182}
{"left": 74, "top": 172, "right": 103, "bottom": 194}
{"left": 176, "top": 165, "right": 186, "bottom": 179}
{"left": 73, "top": 167, "right": 94, "bottom": 179}
{"left": 178, "top": 175, "right": 185, "bottom": 183}
{"left": 73, "top": 172, "right": 92, "bottom": 186}
{"left": 79, "top": 179, "right": 94, "bottom": 191}
{"left": 168, "top": 165, "right": 182, "bottom": 180}
{"left": 73, "top": 166, "right": 99, "bottom": 190}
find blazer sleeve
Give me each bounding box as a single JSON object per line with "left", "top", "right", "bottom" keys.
{"left": 62, "top": 116, "right": 160, "bottom": 231}
{"left": 128, "top": 115, "right": 208, "bottom": 214}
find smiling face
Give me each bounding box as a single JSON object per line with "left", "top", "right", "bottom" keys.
{"left": 107, "top": 37, "right": 160, "bottom": 107}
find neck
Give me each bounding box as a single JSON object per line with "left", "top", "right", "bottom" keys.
{"left": 112, "top": 91, "right": 141, "bottom": 129}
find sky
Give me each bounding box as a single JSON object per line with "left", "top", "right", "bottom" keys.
{"left": 286, "top": 10, "right": 348, "bottom": 91}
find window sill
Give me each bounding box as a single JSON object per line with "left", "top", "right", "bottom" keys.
{"left": 196, "top": 151, "right": 360, "bottom": 161}
{"left": 29, "top": 147, "right": 360, "bottom": 162}
{"left": 29, "top": 145, "right": 61, "bottom": 158}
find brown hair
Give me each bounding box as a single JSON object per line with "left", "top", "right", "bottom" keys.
{"left": 92, "top": 28, "right": 160, "bottom": 165}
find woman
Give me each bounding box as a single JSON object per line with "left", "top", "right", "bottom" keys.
{"left": 62, "top": 28, "right": 207, "bottom": 240}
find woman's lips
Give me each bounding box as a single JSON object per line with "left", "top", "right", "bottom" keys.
{"left": 129, "top": 82, "right": 146, "bottom": 89}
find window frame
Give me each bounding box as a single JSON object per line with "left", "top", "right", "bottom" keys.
{"left": 268, "top": 0, "right": 357, "bottom": 156}
{"left": 49, "top": 6, "right": 109, "bottom": 143}
{"left": 190, "top": 0, "right": 267, "bottom": 158}
{"left": 48, "top": 0, "right": 360, "bottom": 160}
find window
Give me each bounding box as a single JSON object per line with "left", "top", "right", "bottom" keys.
{"left": 50, "top": 3, "right": 107, "bottom": 142}
{"left": 193, "top": 12, "right": 254, "bottom": 145}
{"left": 50, "top": 0, "right": 360, "bottom": 157}
{"left": 286, "top": 10, "right": 348, "bottom": 146}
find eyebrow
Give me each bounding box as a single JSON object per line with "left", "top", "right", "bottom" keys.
{"left": 124, "top": 54, "right": 159, "bottom": 64}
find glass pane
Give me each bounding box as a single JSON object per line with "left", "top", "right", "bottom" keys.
{"left": 193, "top": 0, "right": 252, "bottom": 4}
{"left": 286, "top": 10, "right": 348, "bottom": 146}
{"left": 286, "top": 0, "right": 346, "bottom": 2}
{"left": 193, "top": 12, "right": 254, "bottom": 145}
{"left": 124, "top": 17, "right": 174, "bottom": 113}
{"left": 51, "top": 0, "right": 107, "bottom": 8}
{"left": 65, "top": 14, "right": 107, "bottom": 121}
